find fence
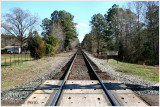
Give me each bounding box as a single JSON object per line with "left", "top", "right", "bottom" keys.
{"left": 1, "top": 53, "right": 34, "bottom": 68}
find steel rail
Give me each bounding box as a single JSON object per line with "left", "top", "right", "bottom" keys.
{"left": 50, "top": 50, "right": 78, "bottom": 106}
{"left": 81, "top": 50, "right": 118, "bottom": 106}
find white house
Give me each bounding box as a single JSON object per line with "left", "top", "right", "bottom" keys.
{"left": 4, "top": 46, "right": 21, "bottom": 54}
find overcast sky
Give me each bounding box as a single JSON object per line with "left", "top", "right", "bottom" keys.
{"left": 1, "top": 1, "right": 128, "bottom": 42}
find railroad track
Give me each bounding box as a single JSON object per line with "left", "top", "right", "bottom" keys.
{"left": 49, "top": 48, "right": 117, "bottom": 106}
{"left": 22, "top": 48, "right": 149, "bottom": 106}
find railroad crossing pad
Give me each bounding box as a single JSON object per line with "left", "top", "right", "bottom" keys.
{"left": 57, "top": 80, "right": 112, "bottom": 106}
{"left": 22, "top": 80, "right": 62, "bottom": 106}
{"left": 22, "top": 80, "right": 148, "bottom": 106}
{"left": 103, "top": 80, "right": 148, "bottom": 106}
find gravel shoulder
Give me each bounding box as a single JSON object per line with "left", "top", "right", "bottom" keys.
{"left": 84, "top": 51, "right": 159, "bottom": 105}
{"left": 1, "top": 51, "right": 76, "bottom": 106}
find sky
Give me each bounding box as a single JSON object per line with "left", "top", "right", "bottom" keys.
{"left": 1, "top": 1, "right": 128, "bottom": 42}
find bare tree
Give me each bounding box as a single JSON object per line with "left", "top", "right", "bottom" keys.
{"left": 49, "top": 22, "right": 66, "bottom": 52}
{"left": 2, "top": 7, "right": 39, "bottom": 51}
{"left": 132, "top": 1, "right": 147, "bottom": 59}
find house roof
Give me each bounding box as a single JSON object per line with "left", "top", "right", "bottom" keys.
{"left": 4, "top": 46, "right": 20, "bottom": 49}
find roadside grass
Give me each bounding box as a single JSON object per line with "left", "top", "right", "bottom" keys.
{"left": 1, "top": 55, "right": 57, "bottom": 91}
{"left": 1, "top": 54, "right": 34, "bottom": 67}
{"left": 104, "top": 59, "right": 159, "bottom": 83}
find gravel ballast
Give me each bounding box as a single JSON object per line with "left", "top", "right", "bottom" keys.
{"left": 1, "top": 51, "right": 76, "bottom": 105}
{"left": 84, "top": 51, "right": 159, "bottom": 96}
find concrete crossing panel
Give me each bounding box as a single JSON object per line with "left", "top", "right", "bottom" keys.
{"left": 22, "top": 80, "right": 148, "bottom": 106}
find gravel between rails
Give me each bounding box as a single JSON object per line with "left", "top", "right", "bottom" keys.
{"left": 68, "top": 49, "right": 97, "bottom": 80}
{"left": 1, "top": 51, "right": 76, "bottom": 105}
{"left": 84, "top": 51, "right": 159, "bottom": 96}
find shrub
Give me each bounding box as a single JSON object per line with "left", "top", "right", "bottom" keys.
{"left": 45, "top": 34, "right": 58, "bottom": 55}
{"left": 28, "top": 34, "right": 45, "bottom": 59}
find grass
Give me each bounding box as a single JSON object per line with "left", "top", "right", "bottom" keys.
{"left": 1, "top": 53, "right": 65, "bottom": 91}
{"left": 104, "top": 59, "right": 159, "bottom": 83}
{"left": 1, "top": 61, "right": 37, "bottom": 90}
{"left": 1, "top": 54, "right": 34, "bottom": 68}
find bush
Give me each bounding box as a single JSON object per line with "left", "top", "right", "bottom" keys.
{"left": 28, "top": 34, "right": 45, "bottom": 59}
{"left": 45, "top": 34, "right": 58, "bottom": 55}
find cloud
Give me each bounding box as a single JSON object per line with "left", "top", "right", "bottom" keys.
{"left": 75, "top": 23, "right": 87, "bottom": 28}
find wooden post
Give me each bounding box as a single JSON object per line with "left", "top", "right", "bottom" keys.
{"left": 5, "top": 56, "right": 6, "bottom": 67}
{"left": 25, "top": 53, "right": 26, "bottom": 61}
{"left": 21, "top": 54, "right": 22, "bottom": 63}
{"left": 10, "top": 56, "right": 11, "bottom": 66}
{"left": 18, "top": 56, "right": 19, "bottom": 65}
{"left": 14, "top": 55, "right": 15, "bottom": 65}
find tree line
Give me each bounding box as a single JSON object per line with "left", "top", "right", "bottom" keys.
{"left": 2, "top": 8, "right": 79, "bottom": 59}
{"left": 81, "top": 1, "right": 159, "bottom": 65}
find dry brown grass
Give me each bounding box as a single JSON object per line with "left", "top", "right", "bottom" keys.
{"left": 1, "top": 53, "right": 69, "bottom": 91}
